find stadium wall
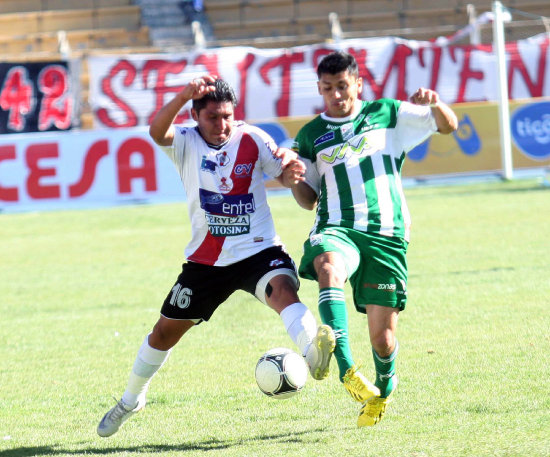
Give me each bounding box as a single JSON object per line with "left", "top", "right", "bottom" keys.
{"left": 1, "top": 97, "right": 549, "bottom": 213}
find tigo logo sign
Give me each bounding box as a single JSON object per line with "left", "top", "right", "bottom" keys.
{"left": 511, "top": 102, "right": 550, "bottom": 160}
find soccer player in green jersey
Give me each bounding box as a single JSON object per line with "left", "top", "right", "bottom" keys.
{"left": 281, "top": 51, "right": 458, "bottom": 427}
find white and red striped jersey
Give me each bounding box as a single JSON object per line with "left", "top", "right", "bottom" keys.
{"left": 162, "top": 121, "right": 284, "bottom": 266}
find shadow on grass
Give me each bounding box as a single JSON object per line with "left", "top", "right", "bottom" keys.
{"left": 0, "top": 428, "right": 326, "bottom": 456}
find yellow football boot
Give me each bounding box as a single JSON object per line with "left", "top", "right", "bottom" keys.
{"left": 357, "top": 395, "right": 392, "bottom": 427}
{"left": 343, "top": 365, "right": 380, "bottom": 403}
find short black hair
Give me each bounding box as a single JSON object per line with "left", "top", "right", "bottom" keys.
{"left": 317, "top": 51, "right": 359, "bottom": 79}
{"left": 192, "top": 78, "right": 238, "bottom": 113}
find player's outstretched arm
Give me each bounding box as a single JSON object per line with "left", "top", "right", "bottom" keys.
{"left": 290, "top": 181, "right": 318, "bottom": 211}
{"left": 273, "top": 147, "right": 317, "bottom": 210}
{"left": 149, "top": 75, "right": 218, "bottom": 146}
{"left": 409, "top": 87, "right": 458, "bottom": 134}
{"left": 274, "top": 147, "right": 306, "bottom": 187}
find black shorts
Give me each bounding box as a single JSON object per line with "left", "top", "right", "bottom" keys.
{"left": 160, "top": 246, "right": 298, "bottom": 323}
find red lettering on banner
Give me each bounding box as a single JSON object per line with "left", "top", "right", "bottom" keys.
{"left": 38, "top": 65, "right": 72, "bottom": 131}
{"left": 117, "top": 138, "right": 157, "bottom": 193}
{"left": 418, "top": 46, "right": 443, "bottom": 91}
{"left": 452, "top": 45, "right": 490, "bottom": 103}
{"left": 0, "top": 67, "right": 34, "bottom": 131}
{"left": 194, "top": 53, "right": 219, "bottom": 77}
{"left": 96, "top": 60, "right": 138, "bottom": 128}
{"left": 69, "top": 139, "right": 109, "bottom": 197}
{"left": 26, "top": 143, "right": 60, "bottom": 199}
{"left": 0, "top": 145, "right": 18, "bottom": 201}
{"left": 352, "top": 45, "right": 412, "bottom": 100}
{"left": 507, "top": 40, "right": 549, "bottom": 97}
{"left": 259, "top": 52, "right": 305, "bottom": 117}
{"left": 143, "top": 60, "right": 189, "bottom": 125}
{"left": 235, "top": 53, "right": 255, "bottom": 120}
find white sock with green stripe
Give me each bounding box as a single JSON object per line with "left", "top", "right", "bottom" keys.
{"left": 373, "top": 339, "right": 399, "bottom": 398}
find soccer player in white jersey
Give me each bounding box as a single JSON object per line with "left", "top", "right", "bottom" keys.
{"left": 282, "top": 51, "right": 457, "bottom": 426}
{"left": 97, "top": 76, "right": 335, "bottom": 437}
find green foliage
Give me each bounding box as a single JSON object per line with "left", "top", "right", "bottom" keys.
{"left": 1, "top": 180, "right": 549, "bottom": 457}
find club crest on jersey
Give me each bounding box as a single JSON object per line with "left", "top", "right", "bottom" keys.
{"left": 314, "top": 131, "right": 335, "bottom": 146}
{"left": 340, "top": 122, "right": 355, "bottom": 141}
{"left": 310, "top": 234, "right": 323, "bottom": 246}
{"left": 200, "top": 151, "right": 230, "bottom": 174}
{"left": 269, "top": 258, "right": 284, "bottom": 267}
{"left": 216, "top": 151, "right": 230, "bottom": 167}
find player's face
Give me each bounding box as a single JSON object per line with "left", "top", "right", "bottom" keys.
{"left": 317, "top": 70, "right": 362, "bottom": 118}
{"left": 193, "top": 101, "right": 234, "bottom": 146}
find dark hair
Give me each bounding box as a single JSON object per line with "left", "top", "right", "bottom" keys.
{"left": 192, "top": 78, "right": 237, "bottom": 113}
{"left": 317, "top": 51, "right": 359, "bottom": 79}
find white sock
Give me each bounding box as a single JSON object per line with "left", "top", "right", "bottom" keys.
{"left": 121, "top": 334, "right": 171, "bottom": 409}
{"left": 280, "top": 302, "right": 318, "bottom": 356}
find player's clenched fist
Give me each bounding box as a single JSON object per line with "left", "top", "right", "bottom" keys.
{"left": 409, "top": 87, "right": 440, "bottom": 106}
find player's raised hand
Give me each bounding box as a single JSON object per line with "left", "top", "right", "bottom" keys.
{"left": 183, "top": 75, "right": 218, "bottom": 100}
{"left": 409, "top": 87, "right": 440, "bottom": 106}
{"left": 410, "top": 88, "right": 458, "bottom": 133}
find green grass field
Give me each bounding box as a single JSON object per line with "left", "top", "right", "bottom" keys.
{"left": 1, "top": 179, "right": 549, "bottom": 457}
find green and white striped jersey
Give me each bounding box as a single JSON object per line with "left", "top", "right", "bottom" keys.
{"left": 292, "top": 99, "right": 437, "bottom": 242}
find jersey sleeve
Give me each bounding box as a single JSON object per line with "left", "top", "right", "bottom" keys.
{"left": 292, "top": 126, "right": 320, "bottom": 195}
{"left": 250, "top": 125, "right": 283, "bottom": 179}
{"left": 395, "top": 102, "right": 438, "bottom": 154}
{"left": 160, "top": 125, "right": 188, "bottom": 167}
{"left": 302, "top": 157, "right": 320, "bottom": 195}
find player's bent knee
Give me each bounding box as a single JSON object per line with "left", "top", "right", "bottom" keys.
{"left": 255, "top": 268, "right": 299, "bottom": 306}
{"left": 315, "top": 261, "right": 347, "bottom": 287}
{"left": 370, "top": 332, "right": 395, "bottom": 357}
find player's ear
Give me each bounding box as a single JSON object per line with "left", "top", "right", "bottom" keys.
{"left": 356, "top": 77, "right": 363, "bottom": 95}
{"left": 317, "top": 80, "right": 322, "bottom": 95}
{"left": 191, "top": 108, "right": 199, "bottom": 122}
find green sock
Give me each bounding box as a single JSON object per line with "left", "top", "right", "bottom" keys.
{"left": 318, "top": 287, "right": 355, "bottom": 381}
{"left": 373, "top": 340, "right": 399, "bottom": 398}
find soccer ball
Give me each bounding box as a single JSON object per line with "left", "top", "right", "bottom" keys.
{"left": 255, "top": 347, "right": 308, "bottom": 399}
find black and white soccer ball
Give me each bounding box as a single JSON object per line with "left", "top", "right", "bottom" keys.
{"left": 255, "top": 347, "right": 308, "bottom": 399}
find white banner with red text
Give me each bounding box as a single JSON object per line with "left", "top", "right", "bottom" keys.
{"left": 0, "top": 127, "right": 184, "bottom": 213}
{"left": 88, "top": 34, "right": 550, "bottom": 129}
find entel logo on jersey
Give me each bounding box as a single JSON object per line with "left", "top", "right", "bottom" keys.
{"left": 199, "top": 188, "right": 255, "bottom": 215}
